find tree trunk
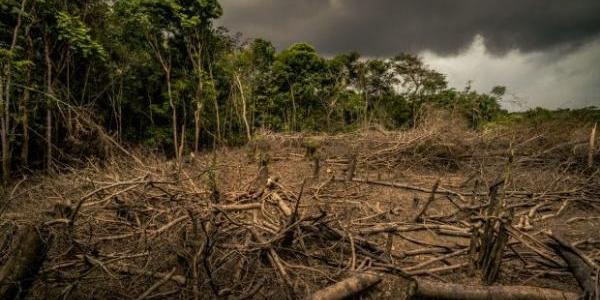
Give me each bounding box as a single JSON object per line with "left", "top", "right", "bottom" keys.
{"left": 3, "top": 80, "right": 10, "bottom": 182}
{"left": 408, "top": 279, "right": 579, "bottom": 300}
{"left": 290, "top": 85, "right": 296, "bottom": 132}
{"left": 326, "top": 98, "right": 337, "bottom": 134}
{"left": 0, "top": 77, "right": 7, "bottom": 182}
{"left": 363, "top": 93, "right": 369, "bottom": 127}
{"left": 118, "top": 77, "right": 123, "bottom": 142}
{"left": 326, "top": 109, "right": 332, "bottom": 133}
{"left": 192, "top": 43, "right": 204, "bottom": 152}
{"left": 0, "top": 76, "right": 10, "bottom": 182}
{"left": 208, "top": 65, "right": 220, "bottom": 145}
{"left": 235, "top": 73, "right": 252, "bottom": 142}
{"left": 194, "top": 102, "right": 203, "bottom": 152}
{"left": 177, "top": 124, "right": 185, "bottom": 181}
{"left": 165, "top": 70, "right": 179, "bottom": 162}
{"left": 44, "top": 39, "right": 53, "bottom": 172}
{"left": 0, "top": 0, "right": 27, "bottom": 181}
{"left": 65, "top": 51, "right": 72, "bottom": 137}
{"left": 19, "top": 84, "right": 29, "bottom": 166}
{"left": 20, "top": 34, "right": 34, "bottom": 169}
{"left": 194, "top": 74, "right": 203, "bottom": 152}
{"left": 46, "top": 106, "right": 52, "bottom": 171}
{"left": 214, "top": 94, "right": 221, "bottom": 145}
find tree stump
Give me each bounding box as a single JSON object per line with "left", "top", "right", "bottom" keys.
{"left": 0, "top": 223, "right": 51, "bottom": 299}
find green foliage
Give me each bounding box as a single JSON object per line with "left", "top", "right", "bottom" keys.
{"left": 250, "top": 39, "right": 275, "bottom": 69}
{"left": 448, "top": 86, "right": 506, "bottom": 128}
{"left": 178, "top": 0, "right": 222, "bottom": 29}
{"left": 393, "top": 53, "right": 447, "bottom": 96}
{"left": 489, "top": 106, "right": 600, "bottom": 128}
{"left": 0, "top": 0, "right": 517, "bottom": 178}
{"left": 56, "top": 11, "right": 107, "bottom": 59}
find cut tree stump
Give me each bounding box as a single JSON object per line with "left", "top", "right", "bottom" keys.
{"left": 408, "top": 279, "right": 580, "bottom": 300}
{"left": 471, "top": 179, "right": 510, "bottom": 284}
{"left": 0, "top": 224, "right": 50, "bottom": 299}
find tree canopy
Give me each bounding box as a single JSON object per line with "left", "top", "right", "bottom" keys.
{"left": 0, "top": 0, "right": 518, "bottom": 181}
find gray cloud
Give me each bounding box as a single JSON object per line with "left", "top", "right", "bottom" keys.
{"left": 216, "top": 0, "right": 600, "bottom": 110}
{"left": 423, "top": 35, "right": 600, "bottom": 110}
{"left": 217, "top": 0, "right": 600, "bottom": 56}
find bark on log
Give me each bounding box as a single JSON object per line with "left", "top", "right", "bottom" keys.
{"left": 408, "top": 279, "right": 580, "bottom": 300}
{"left": 546, "top": 231, "right": 598, "bottom": 299}
{"left": 306, "top": 273, "right": 382, "bottom": 300}
{"left": 0, "top": 224, "right": 50, "bottom": 299}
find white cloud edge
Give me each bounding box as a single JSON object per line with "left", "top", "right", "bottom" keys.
{"left": 421, "top": 35, "right": 600, "bottom": 111}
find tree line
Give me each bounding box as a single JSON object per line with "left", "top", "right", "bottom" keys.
{"left": 0, "top": 0, "right": 508, "bottom": 181}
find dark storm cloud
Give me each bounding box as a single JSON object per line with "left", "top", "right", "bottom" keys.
{"left": 217, "top": 0, "right": 600, "bottom": 55}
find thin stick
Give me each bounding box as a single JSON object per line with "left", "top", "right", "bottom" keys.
{"left": 150, "top": 215, "right": 189, "bottom": 237}
{"left": 135, "top": 268, "right": 176, "bottom": 300}
{"left": 69, "top": 178, "right": 147, "bottom": 227}
{"left": 407, "top": 262, "right": 469, "bottom": 276}
{"left": 290, "top": 179, "right": 306, "bottom": 224}
{"left": 404, "top": 248, "right": 469, "bottom": 272}
{"left": 412, "top": 179, "right": 441, "bottom": 222}
{"left": 250, "top": 228, "right": 293, "bottom": 288}
{"left": 0, "top": 176, "right": 27, "bottom": 217}
{"left": 589, "top": 122, "right": 597, "bottom": 168}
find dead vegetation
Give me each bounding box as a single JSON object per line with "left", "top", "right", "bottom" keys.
{"left": 1, "top": 116, "right": 599, "bottom": 299}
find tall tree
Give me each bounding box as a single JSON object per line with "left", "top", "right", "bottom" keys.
{"left": 177, "top": 0, "right": 222, "bottom": 151}
{"left": 393, "top": 53, "right": 447, "bottom": 126}
{"left": 0, "top": 0, "right": 28, "bottom": 180}
{"left": 271, "top": 43, "right": 327, "bottom": 130}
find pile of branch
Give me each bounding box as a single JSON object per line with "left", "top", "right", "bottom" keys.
{"left": 1, "top": 161, "right": 413, "bottom": 299}
{"left": 356, "top": 121, "right": 598, "bottom": 170}
{"left": 1, "top": 127, "right": 597, "bottom": 299}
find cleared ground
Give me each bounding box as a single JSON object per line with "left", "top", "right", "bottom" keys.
{"left": 1, "top": 117, "right": 599, "bottom": 299}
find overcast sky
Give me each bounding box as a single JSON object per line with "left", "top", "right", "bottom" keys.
{"left": 217, "top": 0, "right": 600, "bottom": 110}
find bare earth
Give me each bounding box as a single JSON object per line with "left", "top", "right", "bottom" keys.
{"left": 1, "top": 121, "right": 599, "bottom": 299}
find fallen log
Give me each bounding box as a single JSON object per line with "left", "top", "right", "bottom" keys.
{"left": 408, "top": 279, "right": 580, "bottom": 300}
{"left": 306, "top": 273, "right": 382, "bottom": 300}
{"left": 545, "top": 231, "right": 598, "bottom": 299}
{"left": 0, "top": 224, "right": 50, "bottom": 299}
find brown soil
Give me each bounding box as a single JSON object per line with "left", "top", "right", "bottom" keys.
{"left": 1, "top": 122, "right": 599, "bottom": 299}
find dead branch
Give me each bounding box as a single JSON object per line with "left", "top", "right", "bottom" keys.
{"left": 109, "top": 264, "right": 187, "bottom": 284}
{"left": 306, "top": 273, "right": 382, "bottom": 300}
{"left": 412, "top": 179, "right": 440, "bottom": 222}
{"left": 408, "top": 279, "right": 580, "bottom": 300}
{"left": 135, "top": 268, "right": 177, "bottom": 300}
{"left": 545, "top": 231, "right": 598, "bottom": 299}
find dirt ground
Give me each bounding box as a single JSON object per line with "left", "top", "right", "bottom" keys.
{"left": 1, "top": 122, "right": 599, "bottom": 299}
